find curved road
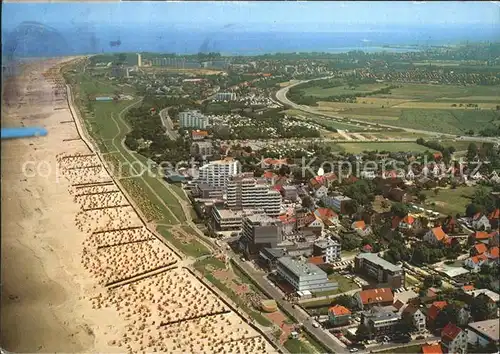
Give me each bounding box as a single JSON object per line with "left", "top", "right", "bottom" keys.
{"left": 276, "top": 77, "right": 500, "bottom": 144}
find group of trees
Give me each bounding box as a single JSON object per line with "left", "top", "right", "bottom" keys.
{"left": 465, "top": 185, "right": 500, "bottom": 218}
{"left": 416, "top": 138, "right": 456, "bottom": 162}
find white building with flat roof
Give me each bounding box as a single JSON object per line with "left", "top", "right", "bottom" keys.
{"left": 467, "top": 319, "right": 500, "bottom": 348}
{"left": 227, "top": 174, "right": 281, "bottom": 217}
{"left": 198, "top": 158, "right": 241, "bottom": 188}
{"left": 277, "top": 257, "right": 338, "bottom": 293}
{"left": 179, "top": 110, "right": 210, "bottom": 129}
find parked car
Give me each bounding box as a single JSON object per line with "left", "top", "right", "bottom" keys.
{"left": 312, "top": 321, "right": 320, "bottom": 328}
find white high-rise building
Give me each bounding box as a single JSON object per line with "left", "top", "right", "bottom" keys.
{"left": 215, "top": 92, "right": 237, "bottom": 101}
{"left": 179, "top": 110, "right": 209, "bottom": 129}
{"left": 198, "top": 158, "right": 241, "bottom": 188}
{"left": 137, "top": 53, "right": 142, "bottom": 67}
{"left": 227, "top": 174, "right": 282, "bottom": 217}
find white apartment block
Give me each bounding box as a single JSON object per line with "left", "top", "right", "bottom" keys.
{"left": 313, "top": 239, "right": 341, "bottom": 263}
{"left": 198, "top": 158, "right": 241, "bottom": 188}
{"left": 215, "top": 92, "right": 237, "bottom": 101}
{"left": 179, "top": 110, "right": 210, "bottom": 129}
{"left": 227, "top": 174, "right": 282, "bottom": 217}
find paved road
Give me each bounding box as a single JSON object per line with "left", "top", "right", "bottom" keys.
{"left": 275, "top": 78, "right": 500, "bottom": 144}
{"left": 227, "top": 249, "right": 349, "bottom": 353}
{"left": 159, "top": 107, "right": 179, "bottom": 140}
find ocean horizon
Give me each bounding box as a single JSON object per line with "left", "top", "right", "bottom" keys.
{"left": 2, "top": 23, "right": 500, "bottom": 59}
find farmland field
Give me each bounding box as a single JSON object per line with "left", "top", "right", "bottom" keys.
{"left": 294, "top": 81, "right": 500, "bottom": 134}
{"left": 420, "top": 186, "right": 491, "bottom": 216}
{"left": 337, "top": 142, "right": 433, "bottom": 154}
{"left": 303, "top": 83, "right": 389, "bottom": 98}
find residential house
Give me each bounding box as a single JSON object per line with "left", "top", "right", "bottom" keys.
{"left": 402, "top": 304, "right": 426, "bottom": 333}
{"left": 465, "top": 289, "right": 500, "bottom": 315}
{"left": 313, "top": 208, "right": 339, "bottom": 228}
{"left": 424, "top": 226, "right": 448, "bottom": 245}
{"left": 313, "top": 185, "right": 329, "bottom": 199}
{"left": 470, "top": 243, "right": 488, "bottom": 257}
{"left": 470, "top": 231, "right": 493, "bottom": 245}
{"left": 328, "top": 305, "right": 352, "bottom": 326}
{"left": 464, "top": 254, "right": 488, "bottom": 272}
{"left": 441, "top": 322, "right": 468, "bottom": 354}
{"left": 352, "top": 220, "right": 373, "bottom": 237}
{"left": 355, "top": 288, "right": 394, "bottom": 310}
{"left": 442, "top": 216, "right": 459, "bottom": 234}
{"left": 486, "top": 246, "right": 499, "bottom": 264}
{"left": 421, "top": 343, "right": 443, "bottom": 354}
{"left": 388, "top": 187, "right": 410, "bottom": 203}
{"left": 427, "top": 301, "right": 448, "bottom": 329}
{"left": 488, "top": 209, "right": 499, "bottom": 230}
{"left": 472, "top": 213, "right": 491, "bottom": 231}
{"left": 301, "top": 212, "right": 324, "bottom": 236}
{"left": 398, "top": 214, "right": 422, "bottom": 233}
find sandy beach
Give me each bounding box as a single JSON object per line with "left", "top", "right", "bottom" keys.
{"left": 1, "top": 58, "right": 275, "bottom": 353}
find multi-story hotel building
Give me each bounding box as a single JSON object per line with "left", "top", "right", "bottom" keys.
{"left": 226, "top": 173, "right": 282, "bottom": 217}
{"left": 198, "top": 158, "right": 241, "bottom": 189}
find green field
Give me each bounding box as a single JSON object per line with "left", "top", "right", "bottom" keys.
{"left": 420, "top": 186, "right": 490, "bottom": 216}
{"left": 337, "top": 142, "right": 433, "bottom": 154}
{"left": 157, "top": 226, "right": 209, "bottom": 258}
{"left": 69, "top": 68, "right": 186, "bottom": 226}
{"left": 294, "top": 81, "right": 500, "bottom": 134}
{"left": 328, "top": 274, "right": 361, "bottom": 293}
{"left": 284, "top": 338, "right": 319, "bottom": 354}
{"left": 303, "top": 83, "right": 388, "bottom": 98}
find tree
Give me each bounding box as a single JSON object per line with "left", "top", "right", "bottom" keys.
{"left": 470, "top": 296, "right": 491, "bottom": 321}
{"left": 465, "top": 203, "right": 481, "bottom": 218}
{"left": 434, "top": 188, "right": 440, "bottom": 196}
{"left": 467, "top": 142, "right": 478, "bottom": 161}
{"left": 332, "top": 294, "right": 358, "bottom": 311}
{"left": 417, "top": 192, "right": 427, "bottom": 204}
{"left": 341, "top": 233, "right": 362, "bottom": 251}
{"left": 356, "top": 323, "right": 371, "bottom": 341}
{"left": 278, "top": 165, "right": 290, "bottom": 176}
{"left": 391, "top": 202, "right": 409, "bottom": 218}
{"left": 301, "top": 195, "right": 314, "bottom": 209}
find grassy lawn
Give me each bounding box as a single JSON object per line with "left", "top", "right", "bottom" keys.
{"left": 338, "top": 142, "right": 432, "bottom": 154}
{"left": 420, "top": 186, "right": 490, "bottom": 216}
{"left": 157, "top": 225, "right": 210, "bottom": 258}
{"left": 170, "top": 183, "right": 189, "bottom": 202}
{"left": 376, "top": 344, "right": 422, "bottom": 353}
{"left": 328, "top": 274, "right": 360, "bottom": 293}
{"left": 284, "top": 338, "right": 319, "bottom": 354}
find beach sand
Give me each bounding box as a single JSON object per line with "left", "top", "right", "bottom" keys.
{"left": 1, "top": 59, "right": 275, "bottom": 353}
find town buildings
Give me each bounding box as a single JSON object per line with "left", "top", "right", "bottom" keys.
{"left": 195, "top": 183, "right": 224, "bottom": 199}
{"left": 276, "top": 257, "right": 337, "bottom": 293}
{"left": 355, "top": 288, "right": 394, "bottom": 310}
{"left": 226, "top": 173, "right": 282, "bottom": 217}
{"left": 190, "top": 141, "right": 214, "bottom": 158}
{"left": 328, "top": 305, "right": 352, "bottom": 326}
{"left": 467, "top": 319, "right": 500, "bottom": 348}
{"left": 361, "top": 307, "right": 401, "bottom": 339}
{"left": 211, "top": 207, "right": 264, "bottom": 231}
{"left": 313, "top": 239, "right": 341, "bottom": 263}
{"left": 401, "top": 304, "right": 426, "bottom": 333}
{"left": 441, "top": 323, "right": 468, "bottom": 354}
{"left": 240, "top": 214, "right": 282, "bottom": 256}
{"left": 198, "top": 157, "right": 241, "bottom": 188}
{"left": 179, "top": 110, "right": 210, "bottom": 129}
{"left": 215, "top": 92, "right": 237, "bottom": 101}
{"left": 354, "top": 253, "right": 405, "bottom": 289}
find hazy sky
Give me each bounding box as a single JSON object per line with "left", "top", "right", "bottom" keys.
{"left": 2, "top": 1, "right": 499, "bottom": 31}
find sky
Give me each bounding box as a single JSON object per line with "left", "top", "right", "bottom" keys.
{"left": 2, "top": 1, "right": 499, "bottom": 32}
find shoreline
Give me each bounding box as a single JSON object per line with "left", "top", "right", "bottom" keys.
{"left": 1, "top": 57, "right": 277, "bottom": 353}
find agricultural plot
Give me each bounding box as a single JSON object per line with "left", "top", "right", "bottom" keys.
{"left": 299, "top": 81, "right": 500, "bottom": 134}
{"left": 338, "top": 142, "right": 432, "bottom": 154}
{"left": 303, "top": 83, "right": 388, "bottom": 98}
